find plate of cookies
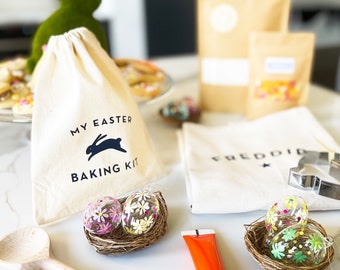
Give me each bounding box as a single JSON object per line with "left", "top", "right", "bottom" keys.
{"left": 113, "top": 58, "right": 172, "bottom": 104}
{"left": 0, "top": 57, "right": 33, "bottom": 123}
{"left": 0, "top": 58, "right": 172, "bottom": 123}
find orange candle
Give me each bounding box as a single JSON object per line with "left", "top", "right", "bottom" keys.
{"left": 182, "top": 229, "right": 224, "bottom": 270}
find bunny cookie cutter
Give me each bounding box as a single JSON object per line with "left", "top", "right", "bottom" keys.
{"left": 288, "top": 151, "right": 340, "bottom": 200}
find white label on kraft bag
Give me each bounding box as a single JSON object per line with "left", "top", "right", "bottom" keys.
{"left": 265, "top": 57, "right": 295, "bottom": 74}
{"left": 201, "top": 58, "right": 249, "bottom": 86}
{"left": 210, "top": 4, "right": 238, "bottom": 33}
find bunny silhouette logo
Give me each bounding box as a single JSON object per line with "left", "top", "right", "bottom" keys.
{"left": 86, "top": 133, "right": 127, "bottom": 161}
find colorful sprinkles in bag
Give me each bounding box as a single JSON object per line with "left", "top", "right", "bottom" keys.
{"left": 247, "top": 32, "right": 315, "bottom": 119}
{"left": 255, "top": 80, "right": 299, "bottom": 101}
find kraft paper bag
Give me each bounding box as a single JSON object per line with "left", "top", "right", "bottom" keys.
{"left": 247, "top": 32, "right": 315, "bottom": 120}
{"left": 198, "top": 0, "right": 291, "bottom": 113}
{"left": 178, "top": 107, "right": 340, "bottom": 214}
{"left": 31, "top": 27, "right": 165, "bottom": 225}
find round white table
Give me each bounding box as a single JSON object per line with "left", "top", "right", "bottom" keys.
{"left": 0, "top": 55, "right": 339, "bottom": 269}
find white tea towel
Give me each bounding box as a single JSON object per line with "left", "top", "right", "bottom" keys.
{"left": 178, "top": 107, "right": 340, "bottom": 214}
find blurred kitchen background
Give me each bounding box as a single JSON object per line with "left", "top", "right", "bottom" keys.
{"left": 0, "top": 0, "right": 340, "bottom": 91}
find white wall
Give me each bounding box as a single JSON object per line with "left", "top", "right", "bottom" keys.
{"left": 0, "top": 0, "right": 59, "bottom": 24}
{"left": 5, "top": 0, "right": 339, "bottom": 58}
{"left": 108, "top": 0, "right": 147, "bottom": 59}
{"left": 95, "top": 0, "right": 147, "bottom": 58}
{"left": 0, "top": 0, "right": 147, "bottom": 58}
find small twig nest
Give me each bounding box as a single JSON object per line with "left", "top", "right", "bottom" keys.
{"left": 84, "top": 191, "right": 168, "bottom": 255}
{"left": 159, "top": 97, "right": 201, "bottom": 127}
{"left": 244, "top": 219, "right": 334, "bottom": 270}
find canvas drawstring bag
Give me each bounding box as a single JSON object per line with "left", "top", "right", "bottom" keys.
{"left": 31, "top": 27, "right": 165, "bottom": 225}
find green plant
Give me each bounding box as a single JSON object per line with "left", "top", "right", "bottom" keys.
{"left": 26, "top": 0, "right": 108, "bottom": 73}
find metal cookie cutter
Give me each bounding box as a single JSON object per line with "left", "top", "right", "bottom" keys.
{"left": 288, "top": 151, "right": 340, "bottom": 200}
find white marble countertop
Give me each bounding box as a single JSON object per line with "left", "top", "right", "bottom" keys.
{"left": 0, "top": 55, "right": 339, "bottom": 269}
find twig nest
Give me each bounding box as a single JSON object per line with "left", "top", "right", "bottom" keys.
{"left": 245, "top": 196, "right": 334, "bottom": 269}
{"left": 159, "top": 97, "right": 201, "bottom": 126}
{"left": 244, "top": 219, "right": 334, "bottom": 270}
{"left": 84, "top": 191, "right": 168, "bottom": 255}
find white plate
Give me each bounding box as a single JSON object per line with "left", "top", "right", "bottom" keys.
{"left": 0, "top": 74, "right": 172, "bottom": 124}
{"left": 135, "top": 73, "right": 173, "bottom": 105}
{"left": 0, "top": 109, "right": 32, "bottom": 123}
